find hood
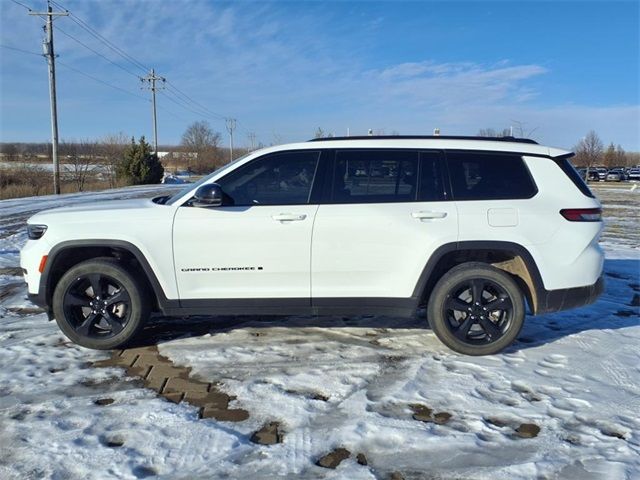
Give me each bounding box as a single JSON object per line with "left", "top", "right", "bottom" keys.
{"left": 28, "top": 198, "right": 158, "bottom": 223}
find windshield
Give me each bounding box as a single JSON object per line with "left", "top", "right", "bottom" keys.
{"left": 165, "top": 153, "right": 252, "bottom": 205}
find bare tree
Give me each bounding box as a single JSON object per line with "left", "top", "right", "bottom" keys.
{"left": 314, "top": 127, "right": 325, "bottom": 139}
{"left": 510, "top": 120, "right": 538, "bottom": 139}
{"left": 246, "top": 132, "right": 257, "bottom": 151}
{"left": 574, "top": 130, "right": 604, "bottom": 179}
{"left": 615, "top": 144, "right": 628, "bottom": 167}
{"left": 272, "top": 132, "right": 284, "bottom": 145}
{"left": 603, "top": 142, "right": 617, "bottom": 168}
{"left": 181, "top": 121, "right": 222, "bottom": 173}
{"left": 101, "top": 133, "right": 129, "bottom": 188}
{"left": 63, "top": 140, "right": 99, "bottom": 192}
{"left": 2, "top": 143, "right": 19, "bottom": 161}
{"left": 478, "top": 128, "right": 510, "bottom": 137}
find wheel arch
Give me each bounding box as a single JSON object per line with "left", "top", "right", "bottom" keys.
{"left": 40, "top": 239, "right": 172, "bottom": 313}
{"left": 413, "top": 241, "right": 545, "bottom": 314}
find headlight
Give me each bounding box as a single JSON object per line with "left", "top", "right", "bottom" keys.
{"left": 27, "top": 224, "right": 48, "bottom": 240}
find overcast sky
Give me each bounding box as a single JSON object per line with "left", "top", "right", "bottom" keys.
{"left": 0, "top": 0, "right": 638, "bottom": 150}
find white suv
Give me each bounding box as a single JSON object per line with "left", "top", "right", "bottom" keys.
{"left": 21, "top": 136, "right": 604, "bottom": 355}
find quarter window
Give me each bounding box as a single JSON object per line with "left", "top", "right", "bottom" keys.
{"left": 446, "top": 152, "right": 537, "bottom": 200}
{"left": 332, "top": 150, "right": 418, "bottom": 203}
{"left": 218, "top": 151, "right": 320, "bottom": 206}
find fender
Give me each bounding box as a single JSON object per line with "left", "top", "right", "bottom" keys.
{"left": 37, "top": 239, "right": 178, "bottom": 314}
{"left": 411, "top": 240, "right": 546, "bottom": 313}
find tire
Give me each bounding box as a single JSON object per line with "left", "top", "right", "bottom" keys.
{"left": 427, "top": 262, "right": 525, "bottom": 356}
{"left": 52, "top": 258, "right": 150, "bottom": 350}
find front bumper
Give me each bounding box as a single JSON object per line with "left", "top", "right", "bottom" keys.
{"left": 536, "top": 275, "right": 604, "bottom": 315}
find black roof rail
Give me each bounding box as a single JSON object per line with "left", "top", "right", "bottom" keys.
{"left": 307, "top": 135, "right": 539, "bottom": 145}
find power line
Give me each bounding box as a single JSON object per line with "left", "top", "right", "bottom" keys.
{"left": 50, "top": 0, "right": 245, "bottom": 133}
{"left": 160, "top": 89, "right": 226, "bottom": 124}
{"left": 50, "top": 0, "right": 149, "bottom": 73}
{"left": 54, "top": 61, "right": 188, "bottom": 122}
{"left": 9, "top": 0, "right": 33, "bottom": 11}
{"left": 21, "top": 0, "right": 252, "bottom": 147}
{"left": 159, "top": 89, "right": 219, "bottom": 122}
{"left": 0, "top": 43, "right": 42, "bottom": 56}
{"left": 55, "top": 25, "right": 140, "bottom": 78}
{"left": 165, "top": 81, "right": 226, "bottom": 120}
{"left": 156, "top": 103, "right": 189, "bottom": 122}
{"left": 57, "top": 61, "right": 147, "bottom": 101}
{"left": 51, "top": 10, "right": 225, "bottom": 133}
{"left": 164, "top": 82, "right": 258, "bottom": 143}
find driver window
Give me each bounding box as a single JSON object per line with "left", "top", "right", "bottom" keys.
{"left": 218, "top": 151, "right": 320, "bottom": 206}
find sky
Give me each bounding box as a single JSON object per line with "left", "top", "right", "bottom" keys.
{"left": 0, "top": 0, "right": 638, "bottom": 150}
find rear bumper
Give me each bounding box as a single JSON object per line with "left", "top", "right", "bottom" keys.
{"left": 27, "top": 293, "right": 54, "bottom": 320}
{"left": 27, "top": 292, "right": 48, "bottom": 309}
{"left": 536, "top": 275, "right": 604, "bottom": 314}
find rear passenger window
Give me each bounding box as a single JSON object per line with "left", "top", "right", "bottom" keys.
{"left": 446, "top": 152, "right": 537, "bottom": 200}
{"left": 333, "top": 150, "right": 418, "bottom": 203}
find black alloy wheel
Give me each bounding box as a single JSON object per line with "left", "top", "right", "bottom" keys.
{"left": 52, "top": 258, "right": 149, "bottom": 350}
{"left": 427, "top": 262, "right": 525, "bottom": 355}
{"left": 443, "top": 277, "right": 513, "bottom": 345}
{"left": 62, "top": 273, "right": 131, "bottom": 338}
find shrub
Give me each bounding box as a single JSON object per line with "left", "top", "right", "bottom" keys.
{"left": 116, "top": 136, "right": 164, "bottom": 185}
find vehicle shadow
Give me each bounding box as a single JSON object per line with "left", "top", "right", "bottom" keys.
{"left": 129, "top": 259, "right": 639, "bottom": 354}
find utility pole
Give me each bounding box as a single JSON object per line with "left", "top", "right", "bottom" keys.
{"left": 29, "top": 1, "right": 68, "bottom": 195}
{"left": 225, "top": 118, "right": 236, "bottom": 161}
{"left": 140, "top": 69, "right": 165, "bottom": 153}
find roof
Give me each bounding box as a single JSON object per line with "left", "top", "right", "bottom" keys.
{"left": 262, "top": 137, "right": 571, "bottom": 158}
{"left": 308, "top": 135, "right": 539, "bottom": 144}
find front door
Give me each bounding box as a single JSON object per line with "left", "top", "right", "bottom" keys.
{"left": 173, "top": 150, "right": 321, "bottom": 302}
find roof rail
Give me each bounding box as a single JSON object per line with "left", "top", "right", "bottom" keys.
{"left": 307, "top": 135, "right": 539, "bottom": 145}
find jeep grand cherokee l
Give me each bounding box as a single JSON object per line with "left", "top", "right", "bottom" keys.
{"left": 21, "top": 136, "right": 604, "bottom": 355}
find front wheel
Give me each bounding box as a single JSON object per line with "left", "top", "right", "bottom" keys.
{"left": 52, "top": 258, "right": 149, "bottom": 350}
{"left": 427, "top": 262, "right": 525, "bottom": 355}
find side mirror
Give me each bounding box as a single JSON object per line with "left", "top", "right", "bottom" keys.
{"left": 193, "top": 183, "right": 223, "bottom": 207}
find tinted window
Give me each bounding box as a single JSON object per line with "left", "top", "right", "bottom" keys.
{"left": 418, "top": 152, "right": 446, "bottom": 201}
{"left": 333, "top": 150, "right": 418, "bottom": 203}
{"left": 447, "top": 152, "right": 537, "bottom": 200}
{"left": 218, "top": 151, "right": 319, "bottom": 206}
{"left": 555, "top": 156, "right": 595, "bottom": 198}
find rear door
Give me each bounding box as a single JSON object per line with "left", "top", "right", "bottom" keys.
{"left": 311, "top": 149, "right": 458, "bottom": 301}
{"left": 447, "top": 151, "right": 543, "bottom": 245}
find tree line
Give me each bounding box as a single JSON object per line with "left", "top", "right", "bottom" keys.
{"left": 3, "top": 124, "right": 637, "bottom": 194}
{"left": 0, "top": 120, "right": 253, "bottom": 179}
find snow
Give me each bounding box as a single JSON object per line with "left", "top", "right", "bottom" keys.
{"left": 1, "top": 184, "right": 639, "bottom": 479}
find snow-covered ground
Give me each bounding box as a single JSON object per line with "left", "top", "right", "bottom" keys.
{"left": 0, "top": 184, "right": 638, "bottom": 479}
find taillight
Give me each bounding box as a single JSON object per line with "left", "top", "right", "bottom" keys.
{"left": 560, "top": 208, "right": 602, "bottom": 222}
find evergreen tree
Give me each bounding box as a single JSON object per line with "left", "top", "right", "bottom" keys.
{"left": 117, "top": 136, "right": 164, "bottom": 185}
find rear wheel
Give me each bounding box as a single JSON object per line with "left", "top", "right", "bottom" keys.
{"left": 427, "top": 262, "right": 525, "bottom": 355}
{"left": 52, "top": 258, "right": 149, "bottom": 350}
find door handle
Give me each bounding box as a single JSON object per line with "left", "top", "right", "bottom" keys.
{"left": 412, "top": 211, "right": 447, "bottom": 220}
{"left": 271, "top": 213, "right": 307, "bottom": 222}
